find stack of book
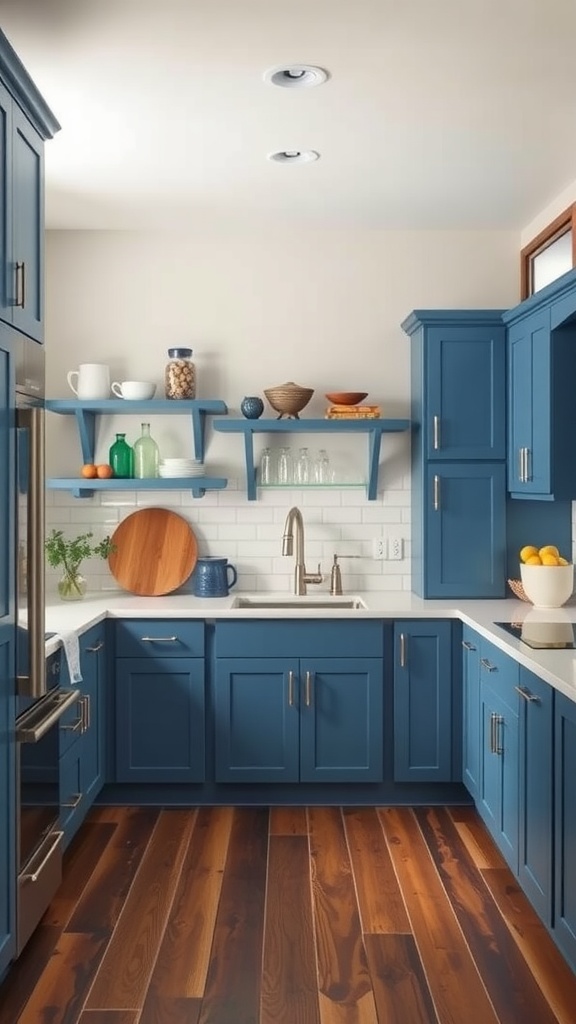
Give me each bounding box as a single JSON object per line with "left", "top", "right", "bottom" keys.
{"left": 325, "top": 403, "right": 381, "bottom": 419}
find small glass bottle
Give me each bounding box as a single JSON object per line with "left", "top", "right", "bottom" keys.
{"left": 277, "top": 446, "right": 293, "bottom": 485}
{"left": 315, "top": 448, "right": 331, "bottom": 484}
{"left": 109, "top": 433, "right": 134, "bottom": 478}
{"left": 259, "top": 446, "right": 274, "bottom": 485}
{"left": 133, "top": 423, "right": 160, "bottom": 478}
{"left": 295, "top": 446, "right": 312, "bottom": 485}
{"left": 165, "top": 347, "right": 196, "bottom": 399}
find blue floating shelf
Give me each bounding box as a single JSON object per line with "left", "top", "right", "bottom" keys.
{"left": 213, "top": 418, "right": 411, "bottom": 500}
{"left": 45, "top": 476, "right": 228, "bottom": 499}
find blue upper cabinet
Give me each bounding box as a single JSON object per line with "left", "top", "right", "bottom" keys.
{"left": 0, "top": 31, "right": 60, "bottom": 343}
{"left": 504, "top": 268, "right": 576, "bottom": 500}
{"left": 402, "top": 311, "right": 506, "bottom": 461}
{"left": 403, "top": 310, "right": 507, "bottom": 598}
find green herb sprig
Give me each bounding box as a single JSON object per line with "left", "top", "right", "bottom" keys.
{"left": 45, "top": 529, "right": 115, "bottom": 577}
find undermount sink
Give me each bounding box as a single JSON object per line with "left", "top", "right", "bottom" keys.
{"left": 232, "top": 596, "right": 367, "bottom": 610}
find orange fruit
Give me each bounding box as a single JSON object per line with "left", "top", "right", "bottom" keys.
{"left": 81, "top": 464, "right": 98, "bottom": 478}
{"left": 559, "top": 557, "right": 570, "bottom": 566}
{"left": 519, "top": 545, "right": 538, "bottom": 563}
{"left": 539, "top": 545, "right": 560, "bottom": 559}
{"left": 541, "top": 553, "right": 560, "bottom": 566}
{"left": 96, "top": 464, "right": 114, "bottom": 479}
{"left": 525, "top": 554, "right": 542, "bottom": 565}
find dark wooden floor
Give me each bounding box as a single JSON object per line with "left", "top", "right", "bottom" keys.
{"left": 1, "top": 805, "right": 575, "bottom": 1024}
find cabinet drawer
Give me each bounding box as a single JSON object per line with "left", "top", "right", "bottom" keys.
{"left": 479, "top": 638, "right": 519, "bottom": 712}
{"left": 115, "top": 620, "right": 205, "bottom": 658}
{"left": 215, "top": 620, "right": 383, "bottom": 658}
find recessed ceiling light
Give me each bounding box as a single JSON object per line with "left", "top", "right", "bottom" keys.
{"left": 268, "top": 150, "right": 320, "bottom": 164}
{"left": 263, "top": 65, "right": 329, "bottom": 89}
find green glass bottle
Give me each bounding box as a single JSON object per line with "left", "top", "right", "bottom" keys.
{"left": 133, "top": 422, "right": 159, "bottom": 478}
{"left": 109, "top": 433, "right": 133, "bottom": 478}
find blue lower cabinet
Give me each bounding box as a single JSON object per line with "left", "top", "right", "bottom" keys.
{"left": 393, "top": 621, "right": 453, "bottom": 782}
{"left": 79, "top": 625, "right": 106, "bottom": 805}
{"left": 115, "top": 657, "right": 205, "bottom": 783}
{"left": 478, "top": 675, "right": 519, "bottom": 872}
{"left": 215, "top": 656, "right": 384, "bottom": 783}
{"left": 59, "top": 741, "right": 86, "bottom": 846}
{"left": 461, "top": 625, "right": 481, "bottom": 799}
{"left": 554, "top": 692, "right": 576, "bottom": 971}
{"left": 517, "top": 668, "right": 553, "bottom": 924}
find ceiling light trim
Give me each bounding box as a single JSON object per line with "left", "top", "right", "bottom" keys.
{"left": 263, "top": 65, "right": 329, "bottom": 88}
{"left": 268, "top": 150, "right": 320, "bottom": 164}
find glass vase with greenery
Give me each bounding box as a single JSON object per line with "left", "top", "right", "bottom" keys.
{"left": 45, "top": 529, "right": 115, "bottom": 601}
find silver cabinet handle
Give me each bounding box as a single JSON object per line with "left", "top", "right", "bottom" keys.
{"left": 433, "top": 415, "right": 440, "bottom": 450}
{"left": 85, "top": 640, "right": 104, "bottom": 653}
{"left": 62, "top": 793, "right": 83, "bottom": 809}
{"left": 524, "top": 447, "right": 531, "bottom": 482}
{"left": 288, "top": 670, "right": 294, "bottom": 707}
{"left": 515, "top": 685, "right": 540, "bottom": 704}
{"left": 84, "top": 693, "right": 91, "bottom": 729}
{"left": 305, "top": 670, "right": 312, "bottom": 707}
{"left": 21, "top": 832, "right": 63, "bottom": 883}
{"left": 462, "top": 640, "right": 477, "bottom": 651}
{"left": 480, "top": 658, "right": 496, "bottom": 672}
{"left": 15, "top": 260, "right": 25, "bottom": 307}
{"left": 494, "top": 714, "right": 504, "bottom": 755}
{"left": 399, "top": 633, "right": 407, "bottom": 668}
{"left": 518, "top": 447, "right": 524, "bottom": 482}
{"left": 62, "top": 707, "right": 83, "bottom": 733}
{"left": 140, "top": 636, "right": 178, "bottom": 642}
{"left": 433, "top": 475, "right": 440, "bottom": 511}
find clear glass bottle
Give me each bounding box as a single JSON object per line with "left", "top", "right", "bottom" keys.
{"left": 295, "top": 446, "right": 312, "bottom": 485}
{"left": 165, "top": 347, "right": 196, "bottom": 399}
{"left": 109, "top": 433, "right": 134, "bottom": 478}
{"left": 277, "top": 446, "right": 293, "bottom": 485}
{"left": 315, "top": 448, "right": 331, "bottom": 484}
{"left": 259, "top": 446, "right": 274, "bottom": 485}
{"left": 133, "top": 423, "right": 160, "bottom": 478}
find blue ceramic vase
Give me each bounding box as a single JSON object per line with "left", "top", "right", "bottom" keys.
{"left": 240, "top": 395, "right": 264, "bottom": 419}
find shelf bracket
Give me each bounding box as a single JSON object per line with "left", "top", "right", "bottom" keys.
{"left": 243, "top": 430, "right": 257, "bottom": 500}
{"left": 367, "top": 429, "right": 383, "bottom": 500}
{"left": 190, "top": 406, "right": 206, "bottom": 463}
{"left": 73, "top": 410, "right": 96, "bottom": 464}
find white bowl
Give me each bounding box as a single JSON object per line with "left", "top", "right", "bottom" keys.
{"left": 520, "top": 562, "right": 574, "bottom": 608}
{"left": 111, "top": 380, "right": 156, "bottom": 400}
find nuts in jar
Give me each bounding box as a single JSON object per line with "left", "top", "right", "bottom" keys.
{"left": 165, "top": 347, "right": 196, "bottom": 399}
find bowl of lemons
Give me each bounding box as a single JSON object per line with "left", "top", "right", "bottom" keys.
{"left": 519, "top": 545, "right": 574, "bottom": 608}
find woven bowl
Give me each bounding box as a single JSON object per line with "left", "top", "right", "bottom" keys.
{"left": 264, "top": 381, "right": 314, "bottom": 419}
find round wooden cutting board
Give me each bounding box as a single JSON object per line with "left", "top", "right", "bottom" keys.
{"left": 108, "top": 507, "right": 198, "bottom": 596}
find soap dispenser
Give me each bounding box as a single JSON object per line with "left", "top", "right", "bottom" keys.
{"left": 330, "top": 554, "right": 343, "bottom": 596}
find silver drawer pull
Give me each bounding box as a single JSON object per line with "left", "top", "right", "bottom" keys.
{"left": 480, "top": 658, "right": 496, "bottom": 672}
{"left": 433, "top": 475, "right": 440, "bottom": 511}
{"left": 433, "top": 415, "right": 440, "bottom": 450}
{"left": 140, "top": 636, "right": 179, "bottom": 642}
{"left": 305, "top": 671, "right": 313, "bottom": 707}
{"left": 288, "top": 670, "right": 295, "bottom": 707}
{"left": 85, "top": 640, "right": 104, "bottom": 653}
{"left": 515, "top": 685, "right": 540, "bottom": 704}
{"left": 399, "top": 633, "right": 407, "bottom": 668}
{"left": 62, "top": 793, "right": 82, "bottom": 809}
{"left": 21, "top": 832, "right": 63, "bottom": 882}
{"left": 462, "top": 640, "right": 477, "bottom": 651}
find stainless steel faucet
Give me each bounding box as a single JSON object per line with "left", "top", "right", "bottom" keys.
{"left": 282, "top": 506, "right": 322, "bottom": 595}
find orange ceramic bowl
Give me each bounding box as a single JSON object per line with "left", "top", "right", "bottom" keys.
{"left": 325, "top": 391, "right": 368, "bottom": 405}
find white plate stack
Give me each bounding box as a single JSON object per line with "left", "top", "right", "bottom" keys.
{"left": 159, "top": 458, "right": 204, "bottom": 478}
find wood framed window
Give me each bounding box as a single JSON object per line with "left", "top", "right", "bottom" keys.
{"left": 520, "top": 202, "right": 576, "bottom": 299}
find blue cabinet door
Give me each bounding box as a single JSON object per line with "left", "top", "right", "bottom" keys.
{"left": 11, "top": 104, "right": 43, "bottom": 343}
{"left": 554, "top": 692, "right": 576, "bottom": 972}
{"left": 461, "top": 625, "right": 481, "bottom": 799}
{"left": 299, "top": 658, "right": 383, "bottom": 782}
{"left": 79, "top": 624, "right": 106, "bottom": 806}
{"left": 214, "top": 658, "right": 299, "bottom": 783}
{"left": 425, "top": 462, "right": 506, "bottom": 598}
{"left": 517, "top": 668, "right": 553, "bottom": 924}
{"left": 507, "top": 309, "right": 550, "bottom": 496}
{"left": 478, "top": 680, "right": 519, "bottom": 872}
{"left": 0, "top": 83, "right": 12, "bottom": 330}
{"left": 393, "top": 621, "right": 453, "bottom": 782}
{"left": 425, "top": 324, "right": 506, "bottom": 460}
{"left": 115, "top": 657, "right": 205, "bottom": 783}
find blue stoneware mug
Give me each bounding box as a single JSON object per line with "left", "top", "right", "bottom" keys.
{"left": 192, "top": 556, "right": 238, "bottom": 597}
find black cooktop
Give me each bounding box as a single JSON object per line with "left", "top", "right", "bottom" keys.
{"left": 495, "top": 621, "right": 576, "bottom": 650}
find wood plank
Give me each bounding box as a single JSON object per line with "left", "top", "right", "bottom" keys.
{"left": 378, "top": 807, "right": 500, "bottom": 1024}
{"left": 261, "top": 836, "right": 320, "bottom": 1024}
{"left": 140, "top": 806, "right": 231, "bottom": 1018}
{"left": 11, "top": 931, "right": 108, "bottom": 1024}
{"left": 85, "top": 810, "right": 194, "bottom": 1011}
{"left": 46, "top": 821, "right": 118, "bottom": 929}
{"left": 79, "top": 1013, "right": 139, "bottom": 1023}
{"left": 343, "top": 807, "right": 410, "bottom": 934}
{"left": 308, "top": 807, "right": 378, "bottom": 1024}
{"left": 198, "top": 807, "right": 269, "bottom": 1024}
{"left": 269, "top": 806, "right": 308, "bottom": 835}
{"left": 67, "top": 807, "right": 159, "bottom": 934}
{"left": 416, "top": 806, "right": 559, "bottom": 1024}
{"left": 447, "top": 807, "right": 508, "bottom": 870}
{"left": 482, "top": 867, "right": 576, "bottom": 1024}
{"left": 0, "top": 924, "right": 62, "bottom": 1024}
{"left": 364, "top": 934, "right": 439, "bottom": 1024}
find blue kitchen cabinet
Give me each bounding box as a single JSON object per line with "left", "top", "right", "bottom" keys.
{"left": 214, "top": 621, "right": 384, "bottom": 783}
{"left": 393, "top": 620, "right": 454, "bottom": 782}
{"left": 505, "top": 268, "right": 576, "bottom": 500}
{"left": 477, "top": 640, "right": 519, "bottom": 872}
{"left": 0, "top": 35, "right": 60, "bottom": 343}
{"left": 423, "top": 462, "right": 507, "bottom": 598}
{"left": 403, "top": 309, "right": 507, "bottom": 598}
{"left": 517, "top": 667, "right": 553, "bottom": 924}
{"left": 114, "top": 619, "right": 206, "bottom": 783}
{"left": 554, "top": 691, "right": 576, "bottom": 972}
{"left": 461, "top": 624, "right": 481, "bottom": 799}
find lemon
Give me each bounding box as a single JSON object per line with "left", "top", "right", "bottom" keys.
{"left": 525, "top": 554, "right": 542, "bottom": 565}
{"left": 541, "top": 553, "right": 560, "bottom": 566}
{"left": 519, "top": 545, "right": 539, "bottom": 563}
{"left": 559, "top": 557, "right": 570, "bottom": 566}
{"left": 539, "top": 545, "right": 560, "bottom": 559}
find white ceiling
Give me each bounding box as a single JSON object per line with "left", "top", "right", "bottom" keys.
{"left": 2, "top": 0, "right": 576, "bottom": 231}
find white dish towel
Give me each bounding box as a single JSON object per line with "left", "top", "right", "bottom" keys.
{"left": 55, "top": 630, "right": 82, "bottom": 684}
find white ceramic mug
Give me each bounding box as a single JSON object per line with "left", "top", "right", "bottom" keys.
{"left": 111, "top": 380, "right": 156, "bottom": 400}
{"left": 67, "top": 363, "right": 110, "bottom": 400}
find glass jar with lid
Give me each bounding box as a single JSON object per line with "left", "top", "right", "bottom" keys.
{"left": 165, "top": 348, "right": 196, "bottom": 399}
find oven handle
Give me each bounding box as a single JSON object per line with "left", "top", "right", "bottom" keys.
{"left": 16, "top": 404, "right": 46, "bottom": 699}
{"left": 17, "top": 689, "right": 79, "bottom": 743}
{"left": 20, "top": 831, "right": 63, "bottom": 883}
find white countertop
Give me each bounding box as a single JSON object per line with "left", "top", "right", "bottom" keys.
{"left": 43, "top": 591, "right": 576, "bottom": 705}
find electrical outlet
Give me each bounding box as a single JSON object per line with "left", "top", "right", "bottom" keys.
{"left": 389, "top": 535, "right": 403, "bottom": 560}
{"left": 372, "top": 537, "right": 386, "bottom": 560}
